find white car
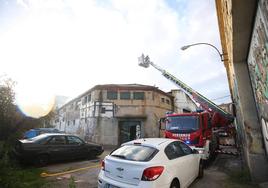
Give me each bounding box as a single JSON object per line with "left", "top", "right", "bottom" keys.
{"left": 98, "top": 138, "right": 203, "bottom": 188}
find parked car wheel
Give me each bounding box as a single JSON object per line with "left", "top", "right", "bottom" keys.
{"left": 36, "top": 154, "right": 49, "bottom": 166}
{"left": 170, "top": 179, "right": 180, "bottom": 188}
{"left": 198, "top": 161, "right": 204, "bottom": 178}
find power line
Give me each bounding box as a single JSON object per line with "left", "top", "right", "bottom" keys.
{"left": 211, "top": 95, "right": 231, "bottom": 101}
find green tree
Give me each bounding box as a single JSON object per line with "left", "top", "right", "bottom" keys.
{"left": 0, "top": 75, "right": 57, "bottom": 153}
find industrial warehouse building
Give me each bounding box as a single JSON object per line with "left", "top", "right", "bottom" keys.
{"left": 53, "top": 84, "right": 197, "bottom": 146}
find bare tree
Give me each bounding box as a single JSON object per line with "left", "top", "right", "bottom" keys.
{"left": 0, "top": 77, "right": 16, "bottom": 141}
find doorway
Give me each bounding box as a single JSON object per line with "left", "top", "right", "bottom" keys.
{"left": 119, "top": 121, "right": 141, "bottom": 144}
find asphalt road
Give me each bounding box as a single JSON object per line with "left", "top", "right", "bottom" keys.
{"left": 40, "top": 144, "right": 257, "bottom": 188}
{"left": 41, "top": 149, "right": 111, "bottom": 188}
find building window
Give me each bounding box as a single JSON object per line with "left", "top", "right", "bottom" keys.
{"left": 133, "top": 92, "right": 145, "bottom": 100}
{"left": 75, "top": 101, "right": 79, "bottom": 110}
{"left": 101, "top": 107, "right": 106, "bottom": 113}
{"left": 120, "top": 92, "right": 130, "bottom": 100}
{"left": 82, "top": 96, "right": 87, "bottom": 105}
{"left": 88, "top": 94, "right": 91, "bottom": 102}
{"left": 69, "top": 104, "right": 73, "bottom": 110}
{"left": 161, "top": 98, "right": 165, "bottom": 103}
{"left": 72, "top": 102, "right": 76, "bottom": 109}
{"left": 166, "top": 99, "right": 170, "bottom": 104}
{"left": 107, "top": 91, "right": 118, "bottom": 100}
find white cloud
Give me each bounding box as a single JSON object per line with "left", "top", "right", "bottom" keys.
{"left": 0, "top": 0, "right": 231, "bottom": 117}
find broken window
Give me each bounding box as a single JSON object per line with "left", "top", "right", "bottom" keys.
{"left": 75, "top": 101, "right": 79, "bottom": 110}
{"left": 166, "top": 99, "right": 170, "bottom": 104}
{"left": 88, "top": 94, "right": 91, "bottom": 102}
{"left": 101, "top": 107, "right": 106, "bottom": 113}
{"left": 82, "top": 96, "right": 87, "bottom": 105}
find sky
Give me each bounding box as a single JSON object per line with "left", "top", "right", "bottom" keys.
{"left": 0, "top": 0, "right": 231, "bottom": 118}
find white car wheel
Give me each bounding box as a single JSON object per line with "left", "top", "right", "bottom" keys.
{"left": 170, "top": 179, "right": 180, "bottom": 188}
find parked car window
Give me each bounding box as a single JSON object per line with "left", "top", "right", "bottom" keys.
{"left": 67, "top": 136, "right": 84, "bottom": 145}
{"left": 48, "top": 136, "right": 66, "bottom": 145}
{"left": 110, "top": 145, "right": 158, "bottom": 162}
{"left": 164, "top": 141, "right": 184, "bottom": 160}
{"left": 179, "top": 142, "right": 193, "bottom": 155}
{"left": 37, "top": 136, "right": 52, "bottom": 144}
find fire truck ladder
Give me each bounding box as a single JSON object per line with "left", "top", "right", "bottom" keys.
{"left": 138, "top": 54, "right": 234, "bottom": 122}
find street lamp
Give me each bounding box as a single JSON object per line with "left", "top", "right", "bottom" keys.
{"left": 180, "top": 42, "right": 227, "bottom": 62}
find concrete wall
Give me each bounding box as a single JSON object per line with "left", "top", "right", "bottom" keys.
{"left": 247, "top": 0, "right": 268, "bottom": 156}
{"left": 216, "top": 0, "right": 268, "bottom": 182}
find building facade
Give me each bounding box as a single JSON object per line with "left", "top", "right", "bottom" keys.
{"left": 216, "top": 0, "right": 268, "bottom": 182}
{"left": 54, "top": 84, "right": 197, "bottom": 146}
{"left": 170, "top": 89, "right": 197, "bottom": 113}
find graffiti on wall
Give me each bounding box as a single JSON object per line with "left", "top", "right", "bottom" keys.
{"left": 248, "top": 0, "right": 268, "bottom": 155}
{"left": 248, "top": 0, "right": 268, "bottom": 118}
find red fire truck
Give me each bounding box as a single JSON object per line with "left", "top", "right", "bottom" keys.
{"left": 138, "top": 54, "right": 234, "bottom": 160}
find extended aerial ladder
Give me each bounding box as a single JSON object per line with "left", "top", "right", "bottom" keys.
{"left": 138, "top": 54, "right": 234, "bottom": 126}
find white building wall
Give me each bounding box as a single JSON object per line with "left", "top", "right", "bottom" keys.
{"left": 171, "top": 89, "right": 197, "bottom": 113}
{"left": 54, "top": 100, "right": 115, "bottom": 142}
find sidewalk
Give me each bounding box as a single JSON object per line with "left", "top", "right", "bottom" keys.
{"left": 191, "top": 153, "right": 258, "bottom": 188}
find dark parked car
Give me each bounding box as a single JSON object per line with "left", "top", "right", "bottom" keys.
{"left": 14, "top": 133, "right": 104, "bottom": 166}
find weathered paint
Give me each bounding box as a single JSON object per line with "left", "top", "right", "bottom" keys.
{"left": 54, "top": 84, "right": 197, "bottom": 146}
{"left": 216, "top": 0, "right": 268, "bottom": 182}
{"left": 247, "top": 0, "right": 268, "bottom": 156}
{"left": 171, "top": 89, "right": 197, "bottom": 113}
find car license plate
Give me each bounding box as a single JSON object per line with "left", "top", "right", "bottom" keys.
{"left": 105, "top": 184, "right": 120, "bottom": 188}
